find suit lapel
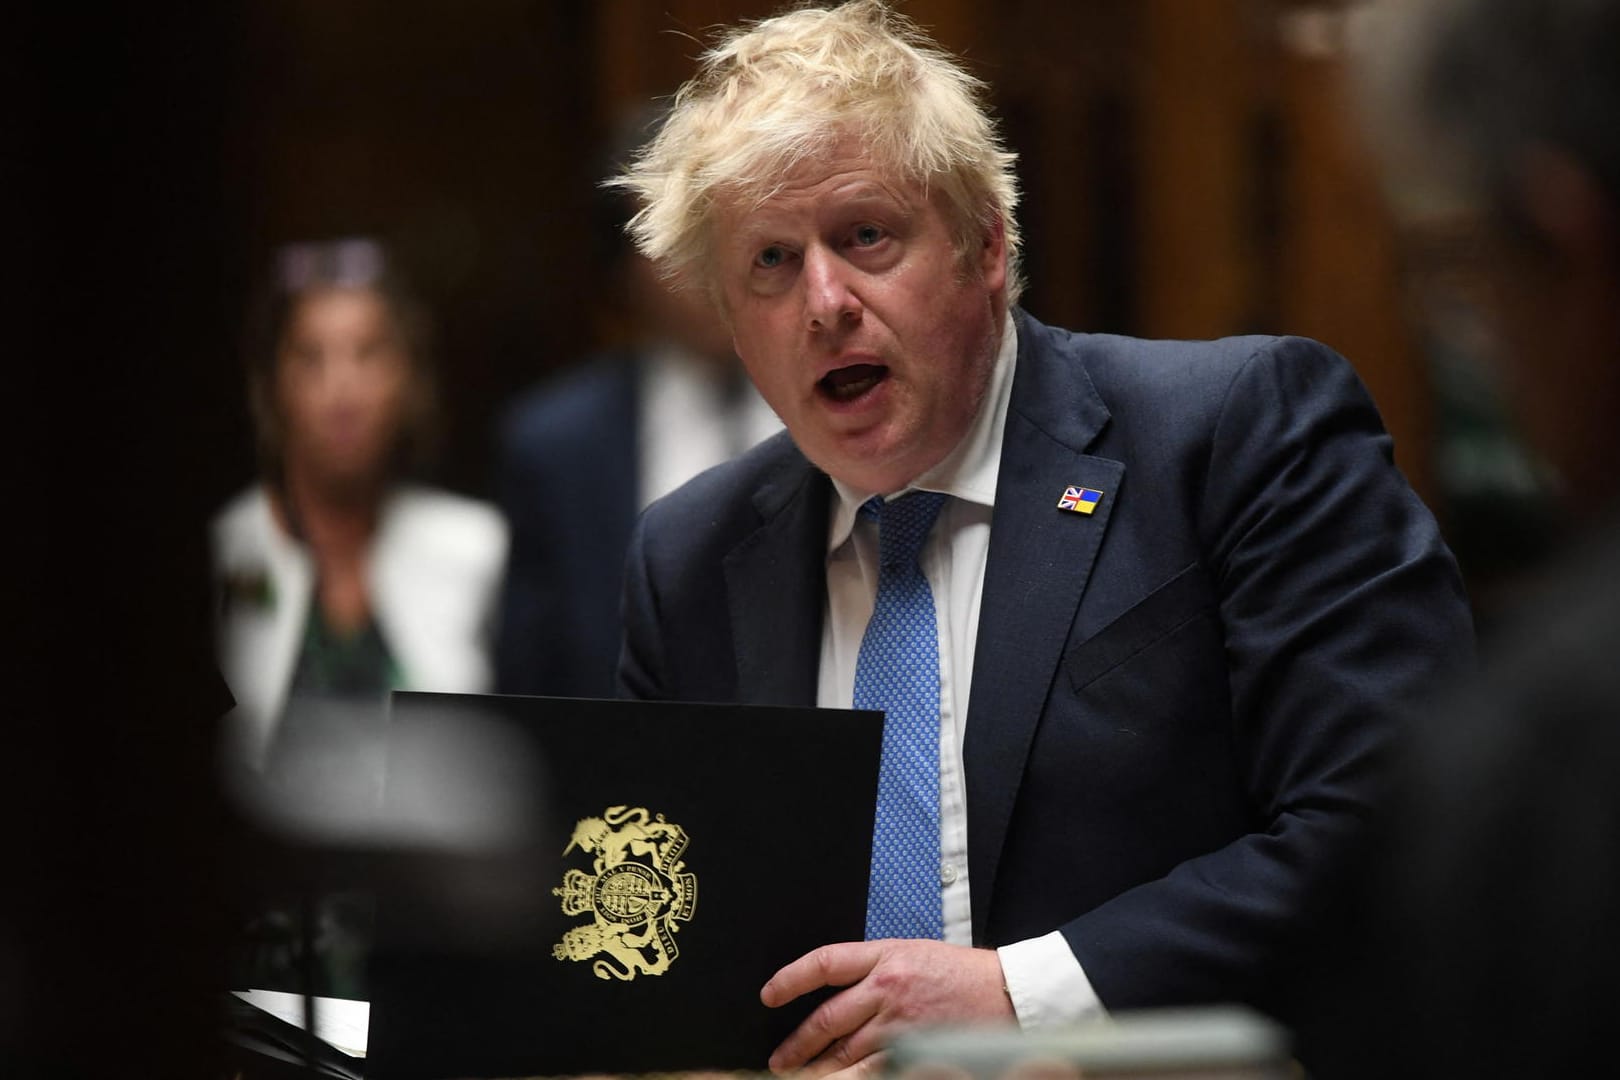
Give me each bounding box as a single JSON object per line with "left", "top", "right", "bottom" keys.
{"left": 724, "top": 455, "right": 830, "bottom": 707}
{"left": 965, "top": 312, "right": 1124, "bottom": 941}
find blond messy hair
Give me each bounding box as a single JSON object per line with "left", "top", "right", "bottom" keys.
{"left": 611, "top": 0, "right": 1023, "bottom": 303}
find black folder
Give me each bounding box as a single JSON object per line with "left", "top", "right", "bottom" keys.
{"left": 366, "top": 692, "right": 883, "bottom": 1079}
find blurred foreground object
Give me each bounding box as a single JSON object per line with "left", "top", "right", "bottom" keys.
{"left": 1353, "top": 0, "right": 1620, "bottom": 524}
{"left": 222, "top": 694, "right": 553, "bottom": 1078}
{"left": 1307, "top": 1, "right": 1620, "bottom": 1076}
{"left": 888, "top": 1006, "right": 1291, "bottom": 1080}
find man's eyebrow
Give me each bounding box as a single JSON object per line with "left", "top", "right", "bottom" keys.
{"left": 729, "top": 217, "right": 787, "bottom": 251}
{"left": 726, "top": 184, "right": 915, "bottom": 247}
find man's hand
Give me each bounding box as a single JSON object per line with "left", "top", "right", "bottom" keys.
{"left": 760, "top": 939, "right": 1017, "bottom": 1078}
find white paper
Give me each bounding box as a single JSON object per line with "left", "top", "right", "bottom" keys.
{"left": 232, "top": 989, "right": 369, "bottom": 1057}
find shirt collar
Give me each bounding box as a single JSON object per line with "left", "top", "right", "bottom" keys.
{"left": 825, "top": 310, "right": 1018, "bottom": 553}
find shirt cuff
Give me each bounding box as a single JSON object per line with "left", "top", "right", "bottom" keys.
{"left": 996, "top": 931, "right": 1109, "bottom": 1029}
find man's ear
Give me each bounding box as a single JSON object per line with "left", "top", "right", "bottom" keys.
{"left": 977, "top": 215, "right": 1008, "bottom": 294}
{"left": 1514, "top": 144, "right": 1619, "bottom": 273}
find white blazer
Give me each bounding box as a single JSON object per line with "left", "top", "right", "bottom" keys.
{"left": 211, "top": 484, "right": 509, "bottom": 769}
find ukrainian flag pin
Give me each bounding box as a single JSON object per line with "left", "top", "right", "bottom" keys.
{"left": 1057, "top": 486, "right": 1104, "bottom": 515}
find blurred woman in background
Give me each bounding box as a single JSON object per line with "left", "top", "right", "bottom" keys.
{"left": 215, "top": 237, "right": 506, "bottom": 773}
{"left": 212, "top": 237, "right": 507, "bottom": 996}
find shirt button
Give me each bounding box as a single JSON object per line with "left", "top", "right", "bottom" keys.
{"left": 940, "top": 861, "right": 959, "bottom": 886}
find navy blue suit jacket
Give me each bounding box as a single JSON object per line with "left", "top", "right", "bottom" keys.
{"left": 618, "top": 310, "right": 1473, "bottom": 1017}
{"left": 496, "top": 351, "right": 642, "bottom": 698}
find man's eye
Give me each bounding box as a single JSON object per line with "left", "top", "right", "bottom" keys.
{"left": 755, "top": 245, "right": 786, "bottom": 269}
{"left": 853, "top": 225, "right": 883, "bottom": 246}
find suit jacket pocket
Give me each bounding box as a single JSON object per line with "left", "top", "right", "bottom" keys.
{"left": 1063, "top": 562, "right": 1216, "bottom": 692}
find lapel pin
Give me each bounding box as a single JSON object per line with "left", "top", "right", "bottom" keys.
{"left": 1057, "top": 486, "right": 1104, "bottom": 515}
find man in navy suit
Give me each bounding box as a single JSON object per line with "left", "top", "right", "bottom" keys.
{"left": 612, "top": 2, "right": 1472, "bottom": 1073}
{"left": 495, "top": 148, "right": 777, "bottom": 698}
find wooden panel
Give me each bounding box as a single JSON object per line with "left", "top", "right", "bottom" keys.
{"left": 1272, "top": 14, "right": 1433, "bottom": 500}
{"left": 1134, "top": 0, "right": 1259, "bottom": 339}
{"left": 992, "top": 1, "right": 1132, "bottom": 332}
{"left": 592, "top": 0, "right": 993, "bottom": 112}
{"left": 224, "top": 0, "right": 1431, "bottom": 500}
{"left": 235, "top": 0, "right": 596, "bottom": 495}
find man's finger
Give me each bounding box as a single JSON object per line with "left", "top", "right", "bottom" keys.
{"left": 768, "top": 983, "right": 882, "bottom": 1074}
{"left": 798, "top": 1025, "right": 896, "bottom": 1080}
{"left": 761, "top": 941, "right": 883, "bottom": 1007}
{"left": 816, "top": 1048, "right": 890, "bottom": 1080}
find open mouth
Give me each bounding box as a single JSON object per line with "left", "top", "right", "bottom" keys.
{"left": 818, "top": 363, "right": 888, "bottom": 403}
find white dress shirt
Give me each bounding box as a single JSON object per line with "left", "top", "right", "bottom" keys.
{"left": 816, "top": 314, "right": 1108, "bottom": 1028}
{"left": 638, "top": 344, "right": 783, "bottom": 510}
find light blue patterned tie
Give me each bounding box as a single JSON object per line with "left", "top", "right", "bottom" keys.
{"left": 856, "top": 491, "right": 948, "bottom": 941}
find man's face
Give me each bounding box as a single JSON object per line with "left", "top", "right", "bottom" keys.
{"left": 712, "top": 142, "right": 1006, "bottom": 494}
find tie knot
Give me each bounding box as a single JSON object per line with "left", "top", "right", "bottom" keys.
{"left": 862, "top": 491, "right": 948, "bottom": 569}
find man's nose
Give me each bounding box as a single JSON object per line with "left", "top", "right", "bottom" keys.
{"left": 803, "top": 246, "right": 860, "bottom": 332}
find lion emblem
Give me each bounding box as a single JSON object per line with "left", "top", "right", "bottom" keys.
{"left": 552, "top": 805, "right": 697, "bottom": 980}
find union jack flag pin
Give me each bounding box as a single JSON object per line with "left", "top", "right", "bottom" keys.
{"left": 1057, "top": 486, "right": 1104, "bottom": 515}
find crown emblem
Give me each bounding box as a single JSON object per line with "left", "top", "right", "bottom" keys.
{"left": 552, "top": 805, "right": 697, "bottom": 980}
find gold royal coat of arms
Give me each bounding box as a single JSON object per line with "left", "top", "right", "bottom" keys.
{"left": 553, "top": 805, "right": 697, "bottom": 980}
